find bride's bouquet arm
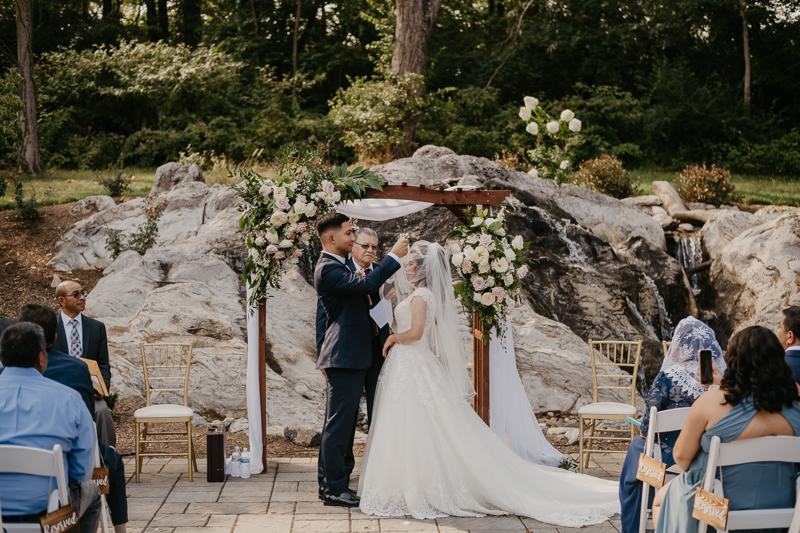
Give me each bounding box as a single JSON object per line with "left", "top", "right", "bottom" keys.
{"left": 382, "top": 297, "right": 428, "bottom": 358}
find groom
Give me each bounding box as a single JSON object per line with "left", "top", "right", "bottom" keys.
{"left": 314, "top": 213, "right": 408, "bottom": 507}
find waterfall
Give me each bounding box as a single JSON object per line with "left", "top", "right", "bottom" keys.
{"left": 532, "top": 207, "right": 587, "bottom": 264}
{"left": 644, "top": 274, "right": 673, "bottom": 339}
{"left": 626, "top": 297, "right": 660, "bottom": 342}
{"left": 675, "top": 234, "right": 703, "bottom": 294}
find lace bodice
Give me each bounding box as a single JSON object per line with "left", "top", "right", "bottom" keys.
{"left": 394, "top": 287, "right": 436, "bottom": 344}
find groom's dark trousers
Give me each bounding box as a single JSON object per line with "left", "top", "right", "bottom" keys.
{"left": 314, "top": 252, "right": 400, "bottom": 496}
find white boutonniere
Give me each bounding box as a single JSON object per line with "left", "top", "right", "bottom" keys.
{"left": 354, "top": 268, "right": 366, "bottom": 277}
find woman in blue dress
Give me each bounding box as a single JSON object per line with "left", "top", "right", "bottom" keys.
{"left": 653, "top": 326, "right": 800, "bottom": 532}
{"left": 618, "top": 316, "right": 725, "bottom": 532}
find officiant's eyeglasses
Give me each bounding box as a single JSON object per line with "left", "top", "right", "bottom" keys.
{"left": 66, "top": 291, "right": 88, "bottom": 299}
{"left": 355, "top": 242, "right": 378, "bottom": 251}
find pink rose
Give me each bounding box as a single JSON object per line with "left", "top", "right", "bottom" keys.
{"left": 449, "top": 244, "right": 461, "bottom": 254}
{"left": 296, "top": 195, "right": 307, "bottom": 204}
{"left": 292, "top": 249, "right": 304, "bottom": 258}
{"left": 462, "top": 259, "right": 473, "bottom": 274}
{"left": 274, "top": 251, "right": 286, "bottom": 260}
{"left": 472, "top": 276, "right": 486, "bottom": 291}
{"left": 517, "top": 265, "right": 529, "bottom": 278}
{"left": 276, "top": 197, "right": 291, "bottom": 210}
{"left": 266, "top": 245, "right": 279, "bottom": 254}
{"left": 256, "top": 230, "right": 266, "bottom": 238}
{"left": 296, "top": 222, "right": 308, "bottom": 233}
{"left": 512, "top": 288, "right": 521, "bottom": 297}
{"left": 479, "top": 234, "right": 493, "bottom": 247}
{"left": 491, "top": 287, "right": 505, "bottom": 298}
{"left": 322, "top": 180, "right": 335, "bottom": 194}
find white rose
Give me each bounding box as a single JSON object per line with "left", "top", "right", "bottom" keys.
{"left": 463, "top": 245, "right": 476, "bottom": 261}
{"left": 560, "top": 160, "right": 569, "bottom": 170}
{"left": 527, "top": 168, "right": 539, "bottom": 178}
{"left": 474, "top": 245, "right": 489, "bottom": 263}
{"left": 480, "top": 292, "right": 496, "bottom": 306}
{"left": 273, "top": 186, "right": 287, "bottom": 199}
{"left": 266, "top": 229, "right": 279, "bottom": 244}
{"left": 524, "top": 96, "right": 539, "bottom": 110}
{"left": 525, "top": 122, "right": 539, "bottom": 135}
{"left": 331, "top": 190, "right": 341, "bottom": 202}
{"left": 452, "top": 252, "right": 464, "bottom": 267}
{"left": 279, "top": 239, "right": 293, "bottom": 248}
{"left": 485, "top": 276, "right": 495, "bottom": 288}
{"left": 569, "top": 118, "right": 581, "bottom": 132}
{"left": 511, "top": 235, "right": 524, "bottom": 249}
{"left": 504, "top": 248, "right": 516, "bottom": 261}
{"left": 287, "top": 213, "right": 301, "bottom": 224}
{"left": 560, "top": 109, "right": 575, "bottom": 122}
{"left": 305, "top": 203, "right": 317, "bottom": 217}
{"left": 254, "top": 236, "right": 266, "bottom": 247}
{"left": 270, "top": 211, "right": 288, "bottom": 227}
{"left": 287, "top": 180, "right": 298, "bottom": 190}
{"left": 285, "top": 223, "right": 297, "bottom": 236}
{"left": 300, "top": 232, "right": 311, "bottom": 242}
{"left": 503, "top": 273, "right": 514, "bottom": 286}
{"left": 519, "top": 106, "right": 532, "bottom": 121}
{"left": 293, "top": 201, "right": 306, "bottom": 213}
{"left": 495, "top": 228, "right": 506, "bottom": 237}
{"left": 484, "top": 218, "right": 496, "bottom": 228}
{"left": 472, "top": 217, "right": 484, "bottom": 227}
{"left": 546, "top": 121, "right": 559, "bottom": 134}
{"left": 491, "top": 257, "right": 509, "bottom": 273}
{"left": 478, "top": 261, "right": 491, "bottom": 274}
{"left": 474, "top": 291, "right": 483, "bottom": 303}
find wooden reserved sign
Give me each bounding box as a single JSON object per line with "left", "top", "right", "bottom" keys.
{"left": 635, "top": 453, "right": 666, "bottom": 488}
{"left": 39, "top": 501, "right": 80, "bottom": 533}
{"left": 92, "top": 466, "right": 110, "bottom": 495}
{"left": 692, "top": 486, "right": 729, "bottom": 531}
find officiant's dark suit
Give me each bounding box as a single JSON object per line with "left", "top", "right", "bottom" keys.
{"left": 315, "top": 251, "right": 400, "bottom": 499}
{"left": 54, "top": 314, "right": 111, "bottom": 391}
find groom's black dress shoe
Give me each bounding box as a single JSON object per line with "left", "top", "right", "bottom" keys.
{"left": 319, "top": 486, "right": 359, "bottom": 501}
{"left": 322, "top": 491, "right": 360, "bottom": 507}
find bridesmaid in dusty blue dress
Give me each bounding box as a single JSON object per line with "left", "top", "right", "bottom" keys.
{"left": 653, "top": 326, "right": 800, "bottom": 533}
{"left": 618, "top": 317, "right": 725, "bottom": 532}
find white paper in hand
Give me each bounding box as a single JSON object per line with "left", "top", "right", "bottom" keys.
{"left": 370, "top": 298, "right": 393, "bottom": 329}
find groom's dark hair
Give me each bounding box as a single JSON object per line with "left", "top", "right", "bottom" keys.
{"left": 316, "top": 212, "right": 350, "bottom": 238}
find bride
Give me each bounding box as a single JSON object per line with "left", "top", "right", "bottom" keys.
{"left": 358, "top": 241, "right": 620, "bottom": 527}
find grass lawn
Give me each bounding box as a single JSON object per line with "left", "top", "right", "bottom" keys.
{"left": 0, "top": 168, "right": 156, "bottom": 210}
{"left": 633, "top": 169, "right": 800, "bottom": 207}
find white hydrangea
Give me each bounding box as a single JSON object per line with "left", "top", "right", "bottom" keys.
{"left": 546, "top": 121, "right": 559, "bottom": 134}
{"left": 525, "top": 122, "right": 539, "bottom": 135}
{"left": 569, "top": 118, "right": 582, "bottom": 132}
{"left": 524, "top": 96, "right": 539, "bottom": 110}
{"left": 519, "top": 106, "right": 532, "bottom": 121}
{"left": 560, "top": 109, "right": 575, "bottom": 122}
{"left": 527, "top": 168, "right": 539, "bottom": 178}
{"left": 560, "top": 160, "right": 569, "bottom": 170}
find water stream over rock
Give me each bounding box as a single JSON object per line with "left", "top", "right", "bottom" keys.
{"left": 674, "top": 233, "right": 703, "bottom": 294}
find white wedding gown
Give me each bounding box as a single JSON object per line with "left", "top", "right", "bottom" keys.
{"left": 358, "top": 287, "right": 620, "bottom": 526}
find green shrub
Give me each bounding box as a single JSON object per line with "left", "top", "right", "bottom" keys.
{"left": 106, "top": 196, "right": 166, "bottom": 258}
{"left": 96, "top": 165, "right": 133, "bottom": 196}
{"left": 731, "top": 130, "right": 800, "bottom": 176}
{"left": 674, "top": 164, "right": 736, "bottom": 205}
{"left": 12, "top": 179, "right": 42, "bottom": 220}
{"left": 0, "top": 69, "right": 23, "bottom": 166}
{"left": 571, "top": 155, "right": 641, "bottom": 199}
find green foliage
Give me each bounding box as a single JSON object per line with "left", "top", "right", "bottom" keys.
{"left": 571, "top": 155, "right": 642, "bottom": 199}
{"left": 519, "top": 98, "right": 584, "bottom": 183}
{"left": 106, "top": 196, "right": 167, "bottom": 259}
{"left": 96, "top": 165, "right": 133, "bottom": 196}
{"left": 0, "top": 68, "right": 23, "bottom": 166}
{"left": 105, "top": 393, "right": 119, "bottom": 411}
{"left": 12, "top": 179, "right": 42, "bottom": 220}
{"left": 731, "top": 130, "right": 800, "bottom": 177}
{"left": 674, "top": 164, "right": 737, "bottom": 206}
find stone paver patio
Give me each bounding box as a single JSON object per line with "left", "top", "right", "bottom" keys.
{"left": 123, "top": 453, "right": 624, "bottom": 533}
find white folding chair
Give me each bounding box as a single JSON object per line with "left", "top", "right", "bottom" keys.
{"left": 0, "top": 444, "right": 70, "bottom": 532}
{"left": 639, "top": 406, "right": 691, "bottom": 532}
{"left": 698, "top": 435, "right": 800, "bottom": 533}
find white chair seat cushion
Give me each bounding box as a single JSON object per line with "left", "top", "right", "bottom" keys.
{"left": 134, "top": 404, "right": 193, "bottom": 419}
{"left": 578, "top": 402, "right": 637, "bottom": 416}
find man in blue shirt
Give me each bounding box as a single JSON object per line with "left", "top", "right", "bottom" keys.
{"left": 777, "top": 306, "right": 800, "bottom": 385}
{"left": 0, "top": 322, "right": 101, "bottom": 533}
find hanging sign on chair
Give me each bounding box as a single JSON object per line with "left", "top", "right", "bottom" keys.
{"left": 39, "top": 501, "right": 80, "bottom": 533}
{"left": 636, "top": 453, "right": 666, "bottom": 488}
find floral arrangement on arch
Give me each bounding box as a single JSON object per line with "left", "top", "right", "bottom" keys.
{"left": 449, "top": 207, "right": 530, "bottom": 340}
{"left": 233, "top": 148, "right": 386, "bottom": 307}
{"left": 518, "top": 96, "right": 583, "bottom": 184}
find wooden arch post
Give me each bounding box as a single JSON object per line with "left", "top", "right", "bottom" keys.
{"left": 257, "top": 184, "right": 510, "bottom": 468}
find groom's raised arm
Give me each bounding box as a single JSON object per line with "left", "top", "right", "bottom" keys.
{"left": 320, "top": 255, "right": 401, "bottom": 295}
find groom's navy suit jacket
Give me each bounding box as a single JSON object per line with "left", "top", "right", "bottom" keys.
{"left": 314, "top": 253, "right": 400, "bottom": 370}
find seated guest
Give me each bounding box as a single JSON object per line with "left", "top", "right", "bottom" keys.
{"left": 53, "top": 281, "right": 117, "bottom": 447}
{"left": 618, "top": 317, "right": 724, "bottom": 532}
{"left": 777, "top": 305, "right": 800, "bottom": 384}
{"left": 16, "top": 304, "right": 128, "bottom": 533}
{"left": 0, "top": 323, "right": 101, "bottom": 533}
{"left": 0, "top": 295, "right": 14, "bottom": 339}
{"left": 653, "top": 326, "right": 800, "bottom": 531}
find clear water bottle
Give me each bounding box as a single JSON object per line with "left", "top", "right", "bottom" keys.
{"left": 240, "top": 447, "right": 251, "bottom": 479}
{"left": 231, "top": 446, "right": 241, "bottom": 477}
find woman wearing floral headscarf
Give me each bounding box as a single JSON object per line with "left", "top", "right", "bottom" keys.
{"left": 618, "top": 317, "right": 724, "bottom": 532}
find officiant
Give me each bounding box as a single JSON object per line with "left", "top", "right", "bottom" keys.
{"left": 315, "top": 228, "right": 391, "bottom": 426}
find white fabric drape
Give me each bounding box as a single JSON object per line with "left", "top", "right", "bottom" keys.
{"left": 245, "top": 284, "right": 264, "bottom": 474}
{"left": 336, "top": 198, "right": 433, "bottom": 221}
{"left": 489, "top": 321, "right": 566, "bottom": 467}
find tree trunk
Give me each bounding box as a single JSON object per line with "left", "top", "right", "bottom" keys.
{"left": 249, "top": 0, "right": 259, "bottom": 65}
{"left": 15, "top": 0, "right": 41, "bottom": 174}
{"left": 391, "top": 0, "right": 443, "bottom": 158}
{"left": 102, "top": 0, "right": 113, "bottom": 18}
{"left": 740, "top": 0, "right": 751, "bottom": 115}
{"left": 292, "top": 0, "right": 302, "bottom": 80}
{"left": 145, "top": 0, "right": 160, "bottom": 41}
{"left": 158, "top": 0, "right": 169, "bottom": 40}
{"left": 183, "top": 0, "right": 201, "bottom": 47}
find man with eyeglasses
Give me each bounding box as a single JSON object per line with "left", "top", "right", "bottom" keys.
{"left": 53, "top": 280, "right": 116, "bottom": 448}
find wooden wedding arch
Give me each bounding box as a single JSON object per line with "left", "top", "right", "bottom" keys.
{"left": 256, "top": 184, "right": 511, "bottom": 466}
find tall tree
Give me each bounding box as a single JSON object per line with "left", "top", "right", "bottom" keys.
{"left": 739, "top": 0, "right": 751, "bottom": 114}
{"left": 391, "top": 0, "right": 442, "bottom": 157}
{"left": 145, "top": 0, "right": 160, "bottom": 41}
{"left": 183, "top": 0, "right": 201, "bottom": 47}
{"left": 14, "top": 0, "right": 41, "bottom": 173}
{"left": 159, "top": 0, "right": 169, "bottom": 40}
